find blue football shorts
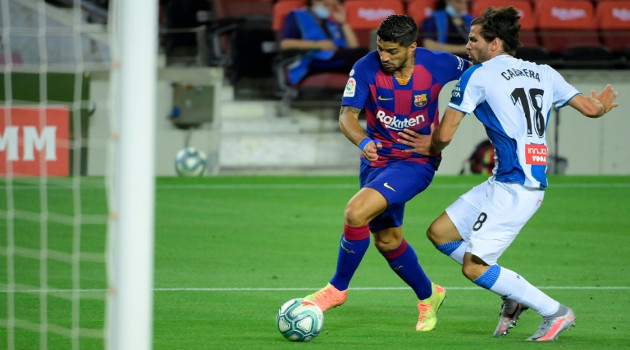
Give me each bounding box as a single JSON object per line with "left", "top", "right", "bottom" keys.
{"left": 359, "top": 159, "right": 438, "bottom": 232}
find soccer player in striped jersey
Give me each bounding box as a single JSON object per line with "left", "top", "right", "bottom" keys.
{"left": 305, "top": 14, "right": 470, "bottom": 331}
{"left": 398, "top": 7, "right": 618, "bottom": 341}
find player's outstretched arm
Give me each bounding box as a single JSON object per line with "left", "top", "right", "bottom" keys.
{"left": 568, "top": 84, "right": 619, "bottom": 118}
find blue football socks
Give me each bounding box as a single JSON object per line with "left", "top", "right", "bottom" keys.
{"left": 329, "top": 224, "right": 370, "bottom": 291}
{"left": 382, "top": 239, "right": 432, "bottom": 300}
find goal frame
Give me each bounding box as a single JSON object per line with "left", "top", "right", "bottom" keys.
{"left": 106, "top": 0, "right": 157, "bottom": 349}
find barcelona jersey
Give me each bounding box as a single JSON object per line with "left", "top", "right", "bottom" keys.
{"left": 342, "top": 48, "right": 469, "bottom": 167}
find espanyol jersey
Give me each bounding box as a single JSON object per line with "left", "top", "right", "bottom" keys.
{"left": 448, "top": 54, "right": 579, "bottom": 189}
{"left": 342, "top": 48, "right": 469, "bottom": 167}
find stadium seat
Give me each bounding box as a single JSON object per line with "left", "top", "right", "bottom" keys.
{"left": 272, "top": 0, "right": 305, "bottom": 32}
{"left": 212, "top": 0, "right": 274, "bottom": 18}
{"left": 406, "top": 0, "right": 437, "bottom": 27}
{"left": 344, "top": 0, "right": 405, "bottom": 49}
{"left": 596, "top": 0, "right": 630, "bottom": 52}
{"left": 207, "top": 0, "right": 275, "bottom": 82}
{"left": 161, "top": 0, "right": 214, "bottom": 66}
{"left": 405, "top": 0, "right": 438, "bottom": 44}
{"left": 561, "top": 45, "right": 616, "bottom": 69}
{"left": 271, "top": 0, "right": 352, "bottom": 115}
{"left": 471, "top": 0, "right": 538, "bottom": 47}
{"left": 515, "top": 46, "right": 558, "bottom": 66}
{"left": 535, "top": 0, "right": 602, "bottom": 53}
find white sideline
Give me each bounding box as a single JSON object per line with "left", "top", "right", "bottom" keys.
{"left": 4, "top": 182, "right": 630, "bottom": 191}
{"left": 1, "top": 286, "right": 629, "bottom": 293}
{"left": 155, "top": 182, "right": 630, "bottom": 190}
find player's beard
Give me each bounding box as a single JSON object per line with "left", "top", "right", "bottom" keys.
{"left": 381, "top": 54, "right": 409, "bottom": 73}
{"left": 470, "top": 48, "right": 492, "bottom": 65}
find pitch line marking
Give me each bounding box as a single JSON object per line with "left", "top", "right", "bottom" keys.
{"left": 4, "top": 182, "right": 629, "bottom": 191}
{"left": 154, "top": 183, "right": 630, "bottom": 190}
{"left": 1, "top": 286, "right": 629, "bottom": 293}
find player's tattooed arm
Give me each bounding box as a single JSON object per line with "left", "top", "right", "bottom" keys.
{"left": 340, "top": 106, "right": 361, "bottom": 115}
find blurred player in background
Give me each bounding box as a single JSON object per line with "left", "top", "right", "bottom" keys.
{"left": 421, "top": 0, "right": 473, "bottom": 57}
{"left": 280, "top": 0, "right": 368, "bottom": 85}
{"left": 398, "top": 6, "right": 619, "bottom": 341}
{"left": 305, "top": 14, "right": 470, "bottom": 331}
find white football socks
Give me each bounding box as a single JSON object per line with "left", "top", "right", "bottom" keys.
{"left": 486, "top": 265, "right": 560, "bottom": 317}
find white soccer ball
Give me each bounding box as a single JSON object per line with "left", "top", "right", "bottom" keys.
{"left": 276, "top": 298, "right": 324, "bottom": 342}
{"left": 174, "top": 147, "right": 207, "bottom": 177}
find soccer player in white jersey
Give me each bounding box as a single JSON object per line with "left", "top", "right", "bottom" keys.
{"left": 397, "top": 6, "right": 619, "bottom": 341}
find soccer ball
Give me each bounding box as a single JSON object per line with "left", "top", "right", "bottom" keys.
{"left": 276, "top": 298, "right": 324, "bottom": 342}
{"left": 174, "top": 147, "right": 207, "bottom": 176}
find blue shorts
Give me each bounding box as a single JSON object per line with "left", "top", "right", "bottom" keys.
{"left": 360, "top": 159, "right": 438, "bottom": 232}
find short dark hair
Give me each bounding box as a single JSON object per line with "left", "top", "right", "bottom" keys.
{"left": 376, "top": 15, "right": 418, "bottom": 47}
{"left": 471, "top": 7, "right": 521, "bottom": 55}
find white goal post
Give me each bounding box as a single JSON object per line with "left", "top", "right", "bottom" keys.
{"left": 107, "top": 0, "right": 157, "bottom": 349}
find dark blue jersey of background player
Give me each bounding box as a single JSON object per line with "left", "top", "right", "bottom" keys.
{"left": 341, "top": 47, "right": 469, "bottom": 167}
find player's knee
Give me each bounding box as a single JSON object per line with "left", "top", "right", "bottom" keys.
{"left": 373, "top": 235, "right": 401, "bottom": 252}
{"left": 344, "top": 203, "right": 369, "bottom": 227}
{"left": 426, "top": 222, "right": 442, "bottom": 244}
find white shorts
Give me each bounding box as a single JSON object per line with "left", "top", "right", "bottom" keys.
{"left": 445, "top": 177, "right": 545, "bottom": 265}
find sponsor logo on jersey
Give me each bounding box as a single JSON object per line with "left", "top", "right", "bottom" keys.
{"left": 456, "top": 56, "right": 465, "bottom": 71}
{"left": 414, "top": 94, "right": 428, "bottom": 107}
{"left": 450, "top": 83, "right": 463, "bottom": 105}
{"left": 343, "top": 77, "right": 356, "bottom": 97}
{"left": 378, "top": 95, "right": 393, "bottom": 101}
{"left": 375, "top": 110, "right": 425, "bottom": 131}
{"left": 525, "top": 144, "right": 548, "bottom": 165}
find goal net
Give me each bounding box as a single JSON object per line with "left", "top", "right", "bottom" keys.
{"left": 0, "top": 1, "right": 156, "bottom": 349}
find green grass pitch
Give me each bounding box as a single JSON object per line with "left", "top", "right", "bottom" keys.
{"left": 1, "top": 175, "right": 629, "bottom": 349}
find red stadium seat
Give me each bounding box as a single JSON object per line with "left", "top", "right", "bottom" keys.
{"left": 596, "top": 0, "right": 630, "bottom": 51}
{"left": 212, "top": 0, "right": 274, "bottom": 18}
{"left": 472, "top": 0, "right": 538, "bottom": 47}
{"left": 345, "top": 0, "right": 405, "bottom": 30}
{"left": 535, "top": 0, "right": 601, "bottom": 52}
{"left": 406, "top": 0, "right": 438, "bottom": 28}
{"left": 272, "top": 0, "right": 306, "bottom": 32}
{"left": 344, "top": 0, "right": 405, "bottom": 48}
{"left": 271, "top": 0, "right": 353, "bottom": 114}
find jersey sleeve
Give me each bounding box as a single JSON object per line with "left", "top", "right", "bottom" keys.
{"left": 429, "top": 50, "right": 470, "bottom": 85}
{"left": 546, "top": 65, "right": 580, "bottom": 108}
{"left": 341, "top": 58, "right": 370, "bottom": 110}
{"left": 447, "top": 64, "right": 484, "bottom": 114}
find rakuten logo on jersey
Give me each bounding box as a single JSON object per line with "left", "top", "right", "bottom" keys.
{"left": 376, "top": 110, "right": 425, "bottom": 131}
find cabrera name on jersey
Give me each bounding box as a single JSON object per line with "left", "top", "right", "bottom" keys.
{"left": 448, "top": 55, "right": 579, "bottom": 189}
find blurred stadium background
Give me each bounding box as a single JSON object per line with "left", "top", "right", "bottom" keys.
{"left": 1, "top": 1, "right": 629, "bottom": 349}
{"left": 5, "top": 0, "right": 627, "bottom": 178}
